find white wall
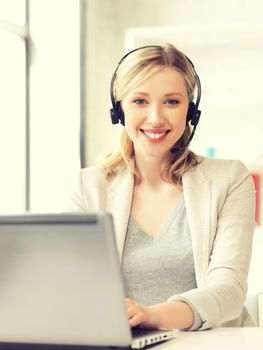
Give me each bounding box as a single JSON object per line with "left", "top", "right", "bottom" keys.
{"left": 248, "top": 226, "right": 263, "bottom": 293}
{"left": 125, "top": 25, "right": 263, "bottom": 165}
{"left": 85, "top": 0, "right": 263, "bottom": 166}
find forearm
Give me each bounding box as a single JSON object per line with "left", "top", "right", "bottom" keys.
{"left": 147, "top": 300, "right": 194, "bottom": 330}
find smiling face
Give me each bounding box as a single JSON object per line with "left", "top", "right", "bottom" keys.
{"left": 121, "top": 67, "right": 189, "bottom": 161}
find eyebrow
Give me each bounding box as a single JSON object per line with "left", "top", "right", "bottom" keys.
{"left": 131, "top": 91, "right": 184, "bottom": 97}
{"left": 164, "top": 92, "right": 184, "bottom": 97}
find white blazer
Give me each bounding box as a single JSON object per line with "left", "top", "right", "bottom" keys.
{"left": 66, "top": 156, "right": 256, "bottom": 330}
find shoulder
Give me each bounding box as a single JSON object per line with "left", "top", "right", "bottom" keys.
{"left": 184, "top": 155, "right": 253, "bottom": 189}
{"left": 67, "top": 164, "right": 131, "bottom": 211}
{"left": 79, "top": 164, "right": 132, "bottom": 192}
{"left": 67, "top": 165, "right": 110, "bottom": 211}
{"left": 196, "top": 156, "right": 250, "bottom": 179}
{"left": 79, "top": 165, "right": 109, "bottom": 186}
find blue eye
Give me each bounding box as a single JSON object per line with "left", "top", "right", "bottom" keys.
{"left": 165, "top": 99, "right": 178, "bottom": 105}
{"left": 134, "top": 99, "right": 146, "bottom": 105}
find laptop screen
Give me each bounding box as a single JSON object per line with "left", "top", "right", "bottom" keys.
{"left": 0, "top": 213, "right": 132, "bottom": 347}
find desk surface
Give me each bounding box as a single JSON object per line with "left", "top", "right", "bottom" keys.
{"left": 154, "top": 327, "right": 263, "bottom": 350}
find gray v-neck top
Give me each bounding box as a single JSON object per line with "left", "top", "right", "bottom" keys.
{"left": 121, "top": 194, "right": 202, "bottom": 330}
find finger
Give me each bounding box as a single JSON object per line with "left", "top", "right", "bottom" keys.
{"left": 125, "top": 298, "right": 135, "bottom": 307}
{"left": 127, "top": 303, "right": 139, "bottom": 319}
{"left": 127, "top": 307, "right": 134, "bottom": 319}
{"left": 129, "top": 311, "right": 147, "bottom": 328}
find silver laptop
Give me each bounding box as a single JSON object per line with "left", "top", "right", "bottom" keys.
{"left": 0, "top": 212, "right": 176, "bottom": 349}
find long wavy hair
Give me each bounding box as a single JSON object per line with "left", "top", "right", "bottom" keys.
{"left": 101, "top": 43, "right": 199, "bottom": 185}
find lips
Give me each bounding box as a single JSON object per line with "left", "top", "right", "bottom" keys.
{"left": 140, "top": 129, "right": 170, "bottom": 143}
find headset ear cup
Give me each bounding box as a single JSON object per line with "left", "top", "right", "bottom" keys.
{"left": 186, "top": 102, "right": 201, "bottom": 126}
{"left": 117, "top": 105, "right": 125, "bottom": 126}
{"left": 109, "top": 103, "right": 125, "bottom": 125}
{"left": 186, "top": 102, "right": 195, "bottom": 124}
{"left": 110, "top": 108, "right": 119, "bottom": 124}
{"left": 191, "top": 109, "right": 201, "bottom": 126}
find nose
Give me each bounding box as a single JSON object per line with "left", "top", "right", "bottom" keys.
{"left": 147, "top": 104, "right": 164, "bottom": 126}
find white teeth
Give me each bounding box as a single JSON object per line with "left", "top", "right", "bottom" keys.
{"left": 144, "top": 131, "right": 166, "bottom": 139}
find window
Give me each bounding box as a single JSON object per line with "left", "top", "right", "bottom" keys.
{"left": 0, "top": 0, "right": 81, "bottom": 214}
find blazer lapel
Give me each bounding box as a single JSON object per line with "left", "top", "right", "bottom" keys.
{"left": 106, "top": 168, "right": 134, "bottom": 262}
{"left": 182, "top": 163, "right": 212, "bottom": 286}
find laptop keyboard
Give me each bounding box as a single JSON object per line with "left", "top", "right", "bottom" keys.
{"left": 131, "top": 326, "right": 167, "bottom": 338}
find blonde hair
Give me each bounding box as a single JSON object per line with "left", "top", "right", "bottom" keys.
{"left": 101, "top": 43, "right": 199, "bottom": 185}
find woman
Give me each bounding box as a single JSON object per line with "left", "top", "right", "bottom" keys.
{"left": 67, "top": 44, "right": 256, "bottom": 330}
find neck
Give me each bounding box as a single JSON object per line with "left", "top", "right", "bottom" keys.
{"left": 134, "top": 154, "right": 165, "bottom": 188}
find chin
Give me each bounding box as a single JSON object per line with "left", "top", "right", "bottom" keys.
{"left": 146, "top": 148, "right": 169, "bottom": 159}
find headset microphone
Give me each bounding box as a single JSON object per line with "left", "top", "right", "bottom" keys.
{"left": 170, "top": 124, "right": 199, "bottom": 153}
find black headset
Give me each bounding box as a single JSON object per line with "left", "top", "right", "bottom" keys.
{"left": 109, "top": 45, "right": 201, "bottom": 148}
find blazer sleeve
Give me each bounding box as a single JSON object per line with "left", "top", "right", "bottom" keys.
{"left": 169, "top": 160, "right": 256, "bottom": 329}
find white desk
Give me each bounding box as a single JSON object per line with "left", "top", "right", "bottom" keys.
{"left": 154, "top": 327, "right": 263, "bottom": 350}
